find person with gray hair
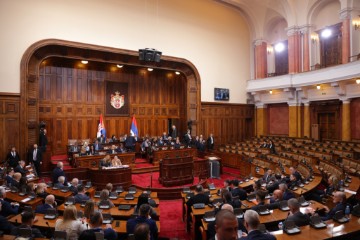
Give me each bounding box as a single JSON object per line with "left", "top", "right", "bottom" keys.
{"left": 279, "top": 183, "right": 295, "bottom": 200}
{"left": 240, "top": 210, "right": 276, "bottom": 240}
{"left": 0, "top": 186, "right": 19, "bottom": 217}
{"left": 284, "top": 198, "right": 310, "bottom": 227}
{"left": 52, "top": 161, "right": 66, "bottom": 184}
{"left": 321, "top": 191, "right": 347, "bottom": 221}
{"left": 55, "top": 176, "right": 66, "bottom": 189}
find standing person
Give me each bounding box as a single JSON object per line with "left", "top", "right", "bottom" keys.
{"left": 170, "top": 125, "right": 177, "bottom": 139}
{"left": 184, "top": 129, "right": 192, "bottom": 147}
{"left": 28, "top": 143, "right": 42, "bottom": 177}
{"left": 52, "top": 162, "right": 66, "bottom": 184}
{"left": 6, "top": 146, "right": 20, "bottom": 168}
{"left": 39, "top": 128, "right": 48, "bottom": 152}
{"left": 207, "top": 133, "right": 215, "bottom": 150}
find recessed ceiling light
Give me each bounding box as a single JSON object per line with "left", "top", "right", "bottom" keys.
{"left": 147, "top": 68, "right": 153, "bottom": 71}
{"left": 269, "top": 90, "right": 273, "bottom": 94}
{"left": 274, "top": 42, "right": 285, "bottom": 52}
{"left": 175, "top": 71, "right": 180, "bottom": 75}
{"left": 116, "top": 64, "right": 123, "bottom": 68}
{"left": 321, "top": 29, "right": 332, "bottom": 38}
{"left": 356, "top": 79, "right": 360, "bottom": 84}
{"left": 317, "top": 85, "right": 321, "bottom": 90}
{"left": 81, "top": 60, "right": 88, "bottom": 64}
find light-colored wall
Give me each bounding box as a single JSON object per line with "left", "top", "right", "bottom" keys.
{"left": 0, "top": 0, "right": 250, "bottom": 103}
{"left": 312, "top": 0, "right": 341, "bottom": 31}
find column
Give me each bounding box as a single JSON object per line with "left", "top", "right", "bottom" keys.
{"left": 287, "top": 26, "right": 301, "bottom": 74}
{"left": 342, "top": 99, "right": 351, "bottom": 141}
{"left": 339, "top": 8, "right": 351, "bottom": 64}
{"left": 254, "top": 40, "right": 267, "bottom": 79}
{"left": 300, "top": 26, "right": 311, "bottom": 72}
{"left": 303, "top": 102, "right": 311, "bottom": 138}
{"left": 256, "top": 103, "right": 267, "bottom": 137}
{"left": 288, "top": 103, "right": 300, "bottom": 137}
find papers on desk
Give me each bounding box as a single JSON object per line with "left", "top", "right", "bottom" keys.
{"left": 344, "top": 189, "right": 357, "bottom": 195}
{"left": 102, "top": 165, "right": 129, "bottom": 170}
{"left": 21, "top": 198, "right": 31, "bottom": 203}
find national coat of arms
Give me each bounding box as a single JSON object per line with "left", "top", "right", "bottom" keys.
{"left": 110, "top": 91, "right": 125, "bottom": 109}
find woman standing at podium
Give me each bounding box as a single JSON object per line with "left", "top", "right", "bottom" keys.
{"left": 111, "top": 156, "right": 122, "bottom": 167}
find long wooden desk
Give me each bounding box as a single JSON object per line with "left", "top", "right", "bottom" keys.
{"left": 74, "top": 152, "right": 135, "bottom": 168}
{"left": 5, "top": 191, "right": 43, "bottom": 210}
{"left": 152, "top": 147, "right": 196, "bottom": 166}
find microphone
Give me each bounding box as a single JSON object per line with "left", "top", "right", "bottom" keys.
{"left": 45, "top": 221, "right": 52, "bottom": 238}
{"left": 86, "top": 223, "right": 89, "bottom": 229}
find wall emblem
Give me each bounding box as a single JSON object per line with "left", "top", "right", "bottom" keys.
{"left": 110, "top": 91, "right": 125, "bottom": 109}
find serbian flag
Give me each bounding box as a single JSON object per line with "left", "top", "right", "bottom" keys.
{"left": 130, "top": 115, "right": 139, "bottom": 136}
{"left": 96, "top": 114, "right": 106, "bottom": 138}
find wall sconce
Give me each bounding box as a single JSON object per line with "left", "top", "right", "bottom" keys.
{"left": 353, "top": 17, "right": 360, "bottom": 31}
{"left": 267, "top": 46, "right": 273, "bottom": 54}
{"left": 311, "top": 34, "right": 319, "bottom": 43}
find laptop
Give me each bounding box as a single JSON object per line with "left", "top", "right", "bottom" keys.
{"left": 193, "top": 203, "right": 205, "bottom": 209}
{"left": 125, "top": 194, "right": 135, "bottom": 200}
{"left": 203, "top": 211, "right": 216, "bottom": 222}
{"left": 118, "top": 205, "right": 131, "bottom": 210}
{"left": 102, "top": 213, "right": 113, "bottom": 224}
{"left": 310, "top": 215, "right": 327, "bottom": 229}
{"left": 44, "top": 208, "right": 57, "bottom": 220}
{"left": 283, "top": 220, "right": 301, "bottom": 234}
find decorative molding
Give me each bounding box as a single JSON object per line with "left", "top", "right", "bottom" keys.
{"left": 339, "top": 8, "right": 353, "bottom": 20}
{"left": 254, "top": 39, "right": 267, "bottom": 46}
{"left": 27, "top": 74, "right": 37, "bottom": 83}
{"left": 286, "top": 25, "right": 299, "bottom": 36}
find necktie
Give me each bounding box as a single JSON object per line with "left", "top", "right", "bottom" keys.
{"left": 33, "top": 149, "right": 37, "bottom": 161}
{"left": 12, "top": 152, "right": 15, "bottom": 157}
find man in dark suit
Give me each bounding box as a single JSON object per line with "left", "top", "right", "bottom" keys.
{"left": 170, "top": 125, "right": 177, "bottom": 139}
{"left": 39, "top": 128, "right": 48, "bottom": 152}
{"left": 289, "top": 167, "right": 302, "bottom": 182}
{"left": 74, "top": 185, "right": 90, "bottom": 204}
{"left": 98, "top": 134, "right": 106, "bottom": 144}
{"left": 125, "top": 134, "right": 136, "bottom": 152}
{"left": 251, "top": 191, "right": 267, "bottom": 212}
{"left": 5, "top": 168, "right": 15, "bottom": 186}
{"left": 127, "top": 204, "right": 158, "bottom": 240}
{"left": 279, "top": 183, "right": 295, "bottom": 201}
{"left": 285, "top": 198, "right": 310, "bottom": 227}
{"left": 321, "top": 191, "right": 346, "bottom": 221}
{"left": 35, "top": 194, "right": 56, "bottom": 214}
{"left": 10, "top": 210, "right": 44, "bottom": 238}
{"left": 93, "top": 140, "right": 102, "bottom": 152}
{"left": 0, "top": 187, "right": 19, "bottom": 217}
{"left": 184, "top": 130, "right": 192, "bottom": 147}
{"left": 231, "top": 180, "right": 247, "bottom": 201}
{"left": 6, "top": 146, "right": 20, "bottom": 168}
{"left": 14, "top": 160, "right": 27, "bottom": 177}
{"left": 186, "top": 185, "right": 210, "bottom": 210}
{"left": 88, "top": 211, "right": 118, "bottom": 240}
{"left": 207, "top": 133, "right": 215, "bottom": 150}
{"left": 262, "top": 169, "right": 273, "bottom": 183}
{"left": 69, "top": 178, "right": 79, "bottom": 194}
{"left": 269, "top": 189, "right": 283, "bottom": 204}
{"left": 213, "top": 209, "right": 239, "bottom": 240}
{"left": 52, "top": 162, "right": 66, "bottom": 184}
{"left": 0, "top": 201, "right": 14, "bottom": 234}
{"left": 28, "top": 143, "right": 42, "bottom": 177}
{"left": 240, "top": 210, "right": 276, "bottom": 240}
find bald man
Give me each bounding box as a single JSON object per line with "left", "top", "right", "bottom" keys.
{"left": 270, "top": 189, "right": 283, "bottom": 204}
{"left": 321, "top": 191, "right": 346, "bottom": 221}
{"left": 35, "top": 195, "right": 56, "bottom": 214}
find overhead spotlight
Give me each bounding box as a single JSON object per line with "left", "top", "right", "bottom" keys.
{"left": 321, "top": 29, "right": 332, "bottom": 38}
{"left": 147, "top": 68, "right": 153, "bottom": 72}
{"left": 316, "top": 85, "right": 321, "bottom": 90}
{"left": 116, "top": 64, "right": 123, "bottom": 68}
{"left": 356, "top": 79, "right": 360, "bottom": 84}
{"left": 269, "top": 90, "right": 273, "bottom": 94}
{"left": 81, "top": 60, "right": 88, "bottom": 64}
{"left": 274, "top": 42, "right": 285, "bottom": 52}
{"left": 175, "top": 71, "right": 180, "bottom": 75}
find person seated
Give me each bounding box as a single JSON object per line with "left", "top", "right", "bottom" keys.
{"left": 10, "top": 211, "right": 44, "bottom": 238}
{"left": 18, "top": 177, "right": 29, "bottom": 192}
{"left": 108, "top": 145, "right": 119, "bottom": 155}
{"left": 100, "top": 155, "right": 112, "bottom": 167}
{"left": 97, "top": 134, "right": 106, "bottom": 144}
{"left": 0, "top": 202, "right": 14, "bottom": 234}
{"left": 11, "top": 172, "right": 22, "bottom": 190}
{"left": 287, "top": 174, "right": 298, "bottom": 190}
{"left": 83, "top": 142, "right": 90, "bottom": 155}
{"left": 55, "top": 176, "right": 66, "bottom": 189}
{"left": 186, "top": 185, "right": 210, "bottom": 210}
{"left": 93, "top": 140, "right": 102, "bottom": 152}
{"left": 134, "top": 223, "right": 150, "bottom": 240}
{"left": 262, "top": 169, "right": 273, "bottom": 183}
{"left": 134, "top": 193, "right": 157, "bottom": 219}
{"left": 285, "top": 198, "right": 310, "bottom": 227}
{"left": 167, "top": 136, "right": 174, "bottom": 146}
{"left": 55, "top": 205, "right": 87, "bottom": 239}
{"left": 174, "top": 137, "right": 181, "bottom": 149}
{"left": 97, "top": 189, "right": 115, "bottom": 208}
{"left": 289, "top": 167, "right": 302, "bottom": 182}
{"left": 88, "top": 211, "right": 117, "bottom": 240}
{"left": 14, "top": 160, "right": 27, "bottom": 176}
{"left": 321, "top": 191, "right": 347, "bottom": 221}
{"left": 266, "top": 175, "right": 281, "bottom": 194}
{"left": 88, "top": 145, "right": 96, "bottom": 155}
{"left": 109, "top": 134, "right": 117, "bottom": 143}
{"left": 221, "top": 189, "right": 241, "bottom": 209}
{"left": 239, "top": 210, "right": 276, "bottom": 240}
{"left": 69, "top": 178, "right": 79, "bottom": 194}
{"left": 0, "top": 187, "right": 19, "bottom": 217}
{"left": 35, "top": 182, "right": 48, "bottom": 199}
{"left": 161, "top": 132, "right": 168, "bottom": 142}
{"left": 126, "top": 204, "right": 158, "bottom": 240}
{"left": 35, "top": 194, "right": 56, "bottom": 214}
{"left": 208, "top": 204, "right": 247, "bottom": 240}
{"left": 223, "top": 179, "right": 232, "bottom": 192}
{"left": 5, "top": 168, "right": 15, "bottom": 187}
{"left": 52, "top": 161, "right": 66, "bottom": 184}
{"left": 279, "top": 183, "right": 295, "bottom": 201}
{"left": 251, "top": 180, "right": 262, "bottom": 194}
{"left": 84, "top": 200, "right": 95, "bottom": 220}
{"left": 231, "top": 179, "right": 247, "bottom": 201}
{"left": 74, "top": 185, "right": 90, "bottom": 204}
{"left": 260, "top": 140, "right": 268, "bottom": 148}
{"left": 251, "top": 190, "right": 267, "bottom": 212}
{"left": 157, "top": 136, "right": 164, "bottom": 146}
{"left": 111, "top": 156, "right": 122, "bottom": 167}
{"left": 141, "top": 138, "right": 151, "bottom": 152}
{"left": 269, "top": 189, "right": 283, "bottom": 204}
{"left": 6, "top": 146, "right": 20, "bottom": 168}
{"left": 309, "top": 175, "right": 338, "bottom": 203}
{"left": 118, "top": 143, "right": 126, "bottom": 153}
{"left": 26, "top": 182, "right": 36, "bottom": 195}
{"left": 105, "top": 183, "right": 113, "bottom": 192}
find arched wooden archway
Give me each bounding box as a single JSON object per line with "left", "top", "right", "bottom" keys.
{"left": 19, "top": 39, "right": 201, "bottom": 157}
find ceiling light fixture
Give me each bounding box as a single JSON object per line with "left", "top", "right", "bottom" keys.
{"left": 175, "top": 71, "right": 180, "bottom": 75}
{"left": 274, "top": 42, "right": 285, "bottom": 53}
{"left": 321, "top": 29, "right": 332, "bottom": 38}
{"left": 316, "top": 85, "right": 321, "bottom": 90}
{"left": 116, "top": 64, "right": 123, "bottom": 68}
{"left": 81, "top": 60, "right": 88, "bottom": 64}
{"left": 356, "top": 79, "right": 360, "bottom": 84}
{"left": 147, "top": 68, "right": 153, "bottom": 72}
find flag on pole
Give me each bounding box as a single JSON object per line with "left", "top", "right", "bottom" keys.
{"left": 130, "top": 115, "right": 139, "bottom": 136}
{"left": 97, "top": 114, "right": 106, "bottom": 138}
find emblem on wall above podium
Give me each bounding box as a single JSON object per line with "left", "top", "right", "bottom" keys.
{"left": 105, "top": 81, "right": 129, "bottom": 116}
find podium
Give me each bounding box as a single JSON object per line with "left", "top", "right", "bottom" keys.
{"left": 159, "top": 156, "right": 194, "bottom": 187}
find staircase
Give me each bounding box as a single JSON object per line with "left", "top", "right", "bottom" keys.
{"left": 50, "top": 155, "right": 73, "bottom": 170}
{"left": 133, "top": 158, "right": 158, "bottom": 174}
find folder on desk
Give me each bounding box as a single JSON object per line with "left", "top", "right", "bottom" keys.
{"left": 193, "top": 203, "right": 205, "bottom": 209}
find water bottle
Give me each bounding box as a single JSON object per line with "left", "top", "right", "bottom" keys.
{"left": 345, "top": 205, "right": 350, "bottom": 218}
{"left": 278, "top": 221, "right": 283, "bottom": 230}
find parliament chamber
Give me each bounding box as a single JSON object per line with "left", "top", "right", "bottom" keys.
{"left": 1, "top": 0, "right": 360, "bottom": 239}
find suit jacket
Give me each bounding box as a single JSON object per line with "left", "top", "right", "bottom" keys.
{"left": 206, "top": 137, "right": 214, "bottom": 150}
{"left": 11, "top": 224, "right": 44, "bottom": 238}
{"left": 184, "top": 134, "right": 192, "bottom": 146}
{"left": 97, "top": 137, "right": 106, "bottom": 144}
{"left": 35, "top": 203, "right": 54, "bottom": 214}
{"left": 293, "top": 171, "right": 302, "bottom": 182}
{"left": 322, "top": 202, "right": 346, "bottom": 221}
{"left": 282, "top": 190, "right": 295, "bottom": 201}
{"left": 90, "top": 227, "right": 118, "bottom": 240}
{"left": 126, "top": 216, "right": 158, "bottom": 240}
{"left": 239, "top": 230, "right": 276, "bottom": 240}
{"left": 0, "top": 215, "right": 14, "bottom": 233}
{"left": 5, "top": 175, "right": 13, "bottom": 186}
{"left": 6, "top": 151, "right": 20, "bottom": 168}
{"left": 231, "top": 187, "right": 247, "bottom": 201}
{"left": 186, "top": 193, "right": 210, "bottom": 210}
{"left": 125, "top": 136, "right": 136, "bottom": 148}
{"left": 93, "top": 143, "right": 102, "bottom": 151}
{"left": 14, "top": 165, "right": 27, "bottom": 176}
{"left": 52, "top": 167, "right": 66, "bottom": 184}
{"left": 171, "top": 128, "right": 177, "bottom": 139}
{"left": 0, "top": 199, "right": 19, "bottom": 217}
{"left": 28, "top": 148, "right": 42, "bottom": 163}
{"left": 74, "top": 193, "right": 90, "bottom": 204}
{"left": 285, "top": 211, "right": 310, "bottom": 227}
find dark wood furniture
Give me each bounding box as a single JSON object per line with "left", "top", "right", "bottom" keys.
{"left": 159, "top": 156, "right": 194, "bottom": 187}
{"left": 152, "top": 148, "right": 196, "bottom": 166}
{"left": 193, "top": 158, "right": 209, "bottom": 179}
{"left": 88, "top": 167, "right": 132, "bottom": 189}
{"left": 74, "top": 152, "right": 135, "bottom": 168}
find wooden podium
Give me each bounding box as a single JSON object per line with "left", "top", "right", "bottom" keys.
{"left": 159, "top": 156, "right": 194, "bottom": 187}
{"left": 88, "top": 167, "right": 132, "bottom": 189}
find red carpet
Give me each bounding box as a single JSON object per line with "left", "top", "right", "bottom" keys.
{"left": 132, "top": 172, "right": 201, "bottom": 188}
{"left": 223, "top": 166, "right": 241, "bottom": 175}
